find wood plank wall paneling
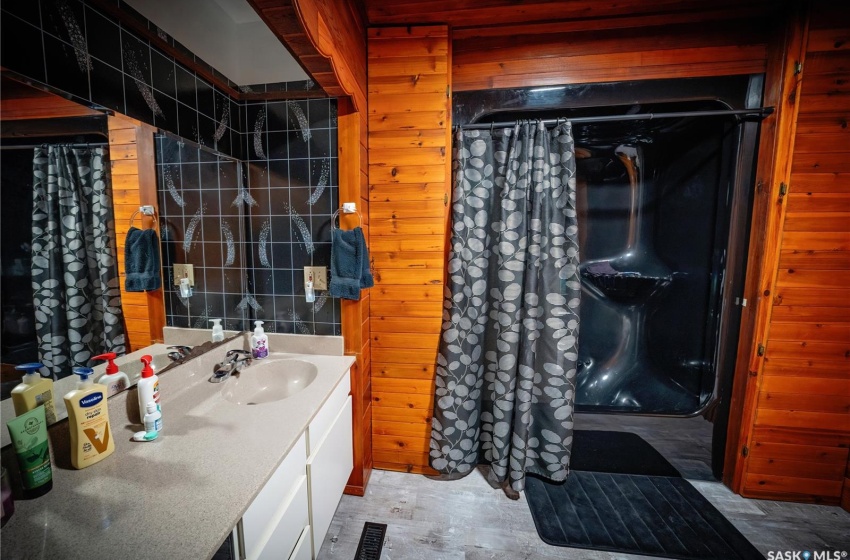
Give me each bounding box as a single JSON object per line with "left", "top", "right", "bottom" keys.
{"left": 367, "top": 25, "right": 451, "bottom": 475}
{"left": 451, "top": 16, "right": 769, "bottom": 91}
{"left": 738, "top": 1, "right": 850, "bottom": 506}
{"left": 107, "top": 115, "right": 166, "bottom": 351}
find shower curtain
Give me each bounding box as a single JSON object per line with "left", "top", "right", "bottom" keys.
{"left": 430, "top": 122, "right": 581, "bottom": 492}
{"left": 31, "top": 146, "right": 126, "bottom": 379}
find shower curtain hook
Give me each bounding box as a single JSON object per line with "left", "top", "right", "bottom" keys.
{"left": 490, "top": 122, "right": 494, "bottom": 134}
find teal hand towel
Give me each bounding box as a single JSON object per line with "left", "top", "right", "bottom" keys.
{"left": 125, "top": 227, "right": 162, "bottom": 292}
{"left": 330, "top": 226, "right": 372, "bottom": 300}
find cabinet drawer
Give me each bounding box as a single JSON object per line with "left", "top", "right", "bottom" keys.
{"left": 307, "top": 371, "right": 350, "bottom": 456}
{"left": 243, "top": 432, "right": 307, "bottom": 559}
{"left": 308, "top": 395, "right": 353, "bottom": 556}
{"left": 288, "top": 526, "right": 312, "bottom": 560}
{"left": 256, "top": 476, "right": 309, "bottom": 560}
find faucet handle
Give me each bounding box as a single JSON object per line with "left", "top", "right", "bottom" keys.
{"left": 226, "top": 349, "right": 252, "bottom": 359}
{"left": 168, "top": 345, "right": 193, "bottom": 355}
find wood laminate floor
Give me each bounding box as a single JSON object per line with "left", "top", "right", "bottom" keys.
{"left": 319, "top": 414, "right": 850, "bottom": 559}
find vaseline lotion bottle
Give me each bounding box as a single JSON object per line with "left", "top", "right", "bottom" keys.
{"left": 64, "top": 367, "right": 115, "bottom": 469}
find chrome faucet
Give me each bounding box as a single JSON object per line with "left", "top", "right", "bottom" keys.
{"left": 167, "top": 345, "right": 193, "bottom": 362}
{"left": 209, "top": 349, "right": 252, "bottom": 383}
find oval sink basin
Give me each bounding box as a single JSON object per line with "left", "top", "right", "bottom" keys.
{"left": 221, "top": 359, "right": 318, "bottom": 405}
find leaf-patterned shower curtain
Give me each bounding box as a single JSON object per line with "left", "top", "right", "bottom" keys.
{"left": 430, "top": 122, "right": 581, "bottom": 492}
{"left": 31, "top": 146, "right": 126, "bottom": 378}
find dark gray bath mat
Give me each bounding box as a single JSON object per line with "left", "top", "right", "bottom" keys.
{"left": 524, "top": 430, "right": 764, "bottom": 559}
{"left": 354, "top": 522, "right": 387, "bottom": 560}
{"left": 569, "top": 430, "right": 681, "bottom": 477}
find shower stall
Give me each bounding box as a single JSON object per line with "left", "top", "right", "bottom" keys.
{"left": 454, "top": 75, "right": 762, "bottom": 473}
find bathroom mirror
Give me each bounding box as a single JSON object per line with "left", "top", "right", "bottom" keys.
{"left": 0, "top": 74, "right": 254, "bottom": 441}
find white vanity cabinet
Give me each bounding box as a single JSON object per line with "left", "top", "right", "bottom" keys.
{"left": 235, "top": 371, "right": 352, "bottom": 560}
{"left": 307, "top": 375, "right": 353, "bottom": 556}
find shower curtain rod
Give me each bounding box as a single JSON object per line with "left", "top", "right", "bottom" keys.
{"left": 457, "top": 107, "right": 774, "bottom": 130}
{"left": 0, "top": 142, "right": 110, "bottom": 150}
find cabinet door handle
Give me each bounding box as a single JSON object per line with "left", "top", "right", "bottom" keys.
{"left": 236, "top": 519, "right": 247, "bottom": 560}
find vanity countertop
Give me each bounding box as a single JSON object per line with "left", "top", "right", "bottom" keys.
{"left": 0, "top": 335, "right": 354, "bottom": 560}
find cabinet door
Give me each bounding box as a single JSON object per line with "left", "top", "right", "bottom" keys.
{"left": 307, "top": 372, "right": 350, "bottom": 455}
{"left": 288, "top": 526, "right": 312, "bottom": 560}
{"left": 243, "top": 433, "right": 307, "bottom": 559}
{"left": 256, "top": 477, "right": 309, "bottom": 560}
{"left": 307, "top": 396, "right": 353, "bottom": 557}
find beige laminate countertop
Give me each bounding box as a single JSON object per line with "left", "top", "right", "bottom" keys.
{"left": 0, "top": 335, "right": 354, "bottom": 560}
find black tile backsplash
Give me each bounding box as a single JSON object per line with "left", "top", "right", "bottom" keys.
{"left": 2, "top": 0, "right": 342, "bottom": 336}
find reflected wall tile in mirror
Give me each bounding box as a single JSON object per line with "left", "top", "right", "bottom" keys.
{"left": 292, "top": 298, "right": 315, "bottom": 333}
{"left": 288, "top": 159, "right": 310, "bottom": 188}
{"left": 267, "top": 131, "right": 288, "bottom": 160}
{"left": 219, "top": 160, "right": 239, "bottom": 189}
{"left": 247, "top": 161, "right": 269, "bottom": 189}
{"left": 308, "top": 99, "right": 331, "bottom": 128}
{"left": 197, "top": 114, "right": 216, "bottom": 148}
{"left": 203, "top": 238, "right": 224, "bottom": 270}
{"left": 1, "top": 14, "right": 46, "bottom": 83}
{"left": 268, "top": 160, "right": 289, "bottom": 188}
{"left": 40, "top": 0, "right": 84, "bottom": 44}
{"left": 220, "top": 190, "right": 241, "bottom": 216}
{"left": 43, "top": 34, "right": 90, "bottom": 101}
{"left": 120, "top": 30, "right": 151, "bottom": 86}
{"left": 313, "top": 323, "right": 336, "bottom": 336}
{"left": 195, "top": 77, "right": 214, "bottom": 120}
{"left": 252, "top": 269, "right": 274, "bottom": 296}
{"left": 313, "top": 295, "right": 334, "bottom": 325}
{"left": 90, "top": 58, "right": 125, "bottom": 113}
{"left": 169, "top": 313, "right": 189, "bottom": 329}
{"left": 288, "top": 187, "right": 312, "bottom": 216}
{"left": 291, "top": 248, "right": 312, "bottom": 281}
{"left": 199, "top": 160, "right": 219, "bottom": 188}
{"left": 310, "top": 128, "right": 333, "bottom": 159}
{"left": 312, "top": 243, "right": 331, "bottom": 269}
{"left": 179, "top": 161, "right": 200, "bottom": 189}
{"left": 178, "top": 190, "right": 201, "bottom": 218}
{"left": 287, "top": 130, "right": 309, "bottom": 160}
{"left": 313, "top": 218, "right": 333, "bottom": 243}
{"left": 174, "top": 65, "right": 196, "bottom": 109}
{"left": 222, "top": 269, "right": 243, "bottom": 293}
{"left": 151, "top": 50, "right": 176, "bottom": 99}
{"left": 153, "top": 90, "right": 178, "bottom": 136}
{"left": 206, "top": 292, "right": 225, "bottom": 320}
{"left": 269, "top": 215, "right": 293, "bottom": 244}
{"left": 267, "top": 101, "right": 288, "bottom": 131}
{"left": 201, "top": 186, "right": 222, "bottom": 217}
{"left": 2, "top": 1, "right": 41, "bottom": 27}
{"left": 273, "top": 267, "right": 294, "bottom": 294}
{"left": 124, "top": 77, "right": 154, "bottom": 124}
{"left": 251, "top": 187, "right": 272, "bottom": 217}
{"left": 85, "top": 7, "right": 121, "bottom": 69}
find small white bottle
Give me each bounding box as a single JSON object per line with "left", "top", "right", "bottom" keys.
{"left": 143, "top": 401, "right": 162, "bottom": 433}
{"left": 250, "top": 320, "right": 269, "bottom": 359}
{"left": 93, "top": 353, "right": 130, "bottom": 397}
{"left": 210, "top": 318, "right": 224, "bottom": 343}
{"left": 136, "top": 355, "right": 161, "bottom": 422}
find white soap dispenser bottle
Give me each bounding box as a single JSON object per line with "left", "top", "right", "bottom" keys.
{"left": 250, "top": 320, "right": 269, "bottom": 359}
{"left": 210, "top": 318, "right": 224, "bottom": 343}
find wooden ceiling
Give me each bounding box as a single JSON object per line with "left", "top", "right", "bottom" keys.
{"left": 361, "top": 0, "right": 774, "bottom": 29}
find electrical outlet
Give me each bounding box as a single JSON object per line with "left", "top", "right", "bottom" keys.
{"left": 304, "top": 266, "right": 328, "bottom": 291}
{"left": 173, "top": 263, "right": 195, "bottom": 286}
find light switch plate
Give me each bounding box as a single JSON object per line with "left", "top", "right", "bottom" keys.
{"left": 304, "top": 266, "right": 328, "bottom": 291}
{"left": 173, "top": 263, "right": 195, "bottom": 286}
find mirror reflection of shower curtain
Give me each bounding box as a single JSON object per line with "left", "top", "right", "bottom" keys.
{"left": 430, "top": 122, "right": 581, "bottom": 493}
{"left": 31, "top": 146, "right": 126, "bottom": 379}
